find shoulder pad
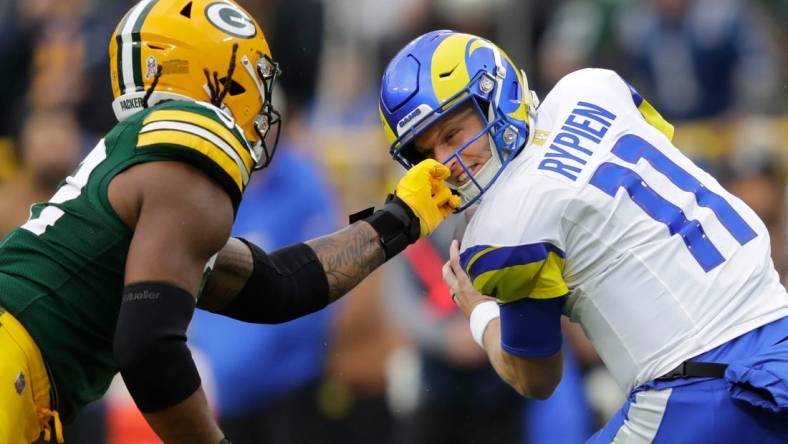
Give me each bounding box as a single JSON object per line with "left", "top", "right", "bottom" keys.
{"left": 135, "top": 101, "right": 253, "bottom": 193}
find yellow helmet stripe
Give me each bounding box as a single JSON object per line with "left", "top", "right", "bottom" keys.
{"left": 117, "top": 0, "right": 158, "bottom": 94}
{"left": 137, "top": 129, "right": 246, "bottom": 192}
{"left": 143, "top": 109, "right": 253, "bottom": 170}
{"left": 379, "top": 106, "right": 397, "bottom": 145}
{"left": 431, "top": 34, "right": 472, "bottom": 104}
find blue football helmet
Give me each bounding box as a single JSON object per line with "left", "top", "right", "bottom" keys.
{"left": 379, "top": 30, "right": 539, "bottom": 211}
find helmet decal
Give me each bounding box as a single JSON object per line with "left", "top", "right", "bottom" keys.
{"left": 430, "top": 34, "right": 472, "bottom": 104}
{"left": 145, "top": 55, "right": 159, "bottom": 80}
{"left": 204, "top": 2, "right": 256, "bottom": 39}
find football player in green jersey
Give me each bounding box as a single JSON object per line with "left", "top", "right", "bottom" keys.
{"left": 0, "top": 1, "right": 459, "bottom": 443}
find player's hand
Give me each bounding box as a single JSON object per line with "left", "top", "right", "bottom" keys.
{"left": 395, "top": 159, "right": 461, "bottom": 237}
{"left": 443, "top": 239, "right": 495, "bottom": 318}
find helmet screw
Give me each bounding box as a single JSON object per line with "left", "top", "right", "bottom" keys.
{"left": 256, "top": 115, "right": 270, "bottom": 134}
{"left": 503, "top": 127, "right": 517, "bottom": 145}
{"left": 480, "top": 75, "right": 494, "bottom": 93}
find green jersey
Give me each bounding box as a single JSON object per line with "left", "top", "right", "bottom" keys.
{"left": 0, "top": 100, "right": 253, "bottom": 420}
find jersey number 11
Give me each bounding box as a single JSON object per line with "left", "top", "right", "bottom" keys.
{"left": 590, "top": 134, "right": 757, "bottom": 272}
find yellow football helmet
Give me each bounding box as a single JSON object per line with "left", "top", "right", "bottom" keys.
{"left": 109, "top": 0, "right": 281, "bottom": 168}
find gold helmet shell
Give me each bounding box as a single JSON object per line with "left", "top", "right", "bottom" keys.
{"left": 109, "top": 0, "right": 281, "bottom": 168}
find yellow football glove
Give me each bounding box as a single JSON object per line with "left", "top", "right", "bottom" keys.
{"left": 395, "top": 159, "right": 461, "bottom": 237}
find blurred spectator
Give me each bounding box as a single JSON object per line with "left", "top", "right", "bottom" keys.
{"left": 537, "top": 0, "right": 630, "bottom": 92}
{"left": 539, "top": 0, "right": 782, "bottom": 121}
{"left": 0, "top": 0, "right": 134, "bottom": 137}
{"left": 620, "top": 0, "right": 781, "bottom": 120}
{"left": 308, "top": 45, "right": 390, "bottom": 211}
{"left": 267, "top": 0, "right": 324, "bottom": 112}
{"left": 720, "top": 118, "right": 787, "bottom": 280}
{"left": 77, "top": 0, "right": 137, "bottom": 135}
{"left": 0, "top": 0, "right": 31, "bottom": 137}
{"left": 321, "top": 267, "right": 405, "bottom": 444}
{"left": 0, "top": 108, "right": 82, "bottom": 237}
{"left": 27, "top": 0, "right": 90, "bottom": 111}
{"left": 384, "top": 215, "right": 595, "bottom": 444}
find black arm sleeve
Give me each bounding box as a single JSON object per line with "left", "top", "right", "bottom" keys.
{"left": 114, "top": 282, "right": 201, "bottom": 413}
{"left": 212, "top": 239, "right": 330, "bottom": 324}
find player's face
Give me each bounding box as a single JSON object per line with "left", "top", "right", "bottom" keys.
{"left": 413, "top": 103, "right": 491, "bottom": 186}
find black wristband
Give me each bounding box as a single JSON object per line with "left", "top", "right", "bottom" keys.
{"left": 350, "top": 194, "right": 420, "bottom": 260}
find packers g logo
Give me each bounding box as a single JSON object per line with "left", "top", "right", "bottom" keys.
{"left": 205, "top": 2, "right": 256, "bottom": 39}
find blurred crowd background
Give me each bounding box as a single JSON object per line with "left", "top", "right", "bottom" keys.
{"left": 0, "top": 0, "right": 786, "bottom": 443}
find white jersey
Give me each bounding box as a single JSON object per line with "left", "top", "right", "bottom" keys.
{"left": 460, "top": 68, "right": 788, "bottom": 392}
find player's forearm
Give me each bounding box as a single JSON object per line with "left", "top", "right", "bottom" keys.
{"left": 198, "top": 223, "right": 385, "bottom": 322}
{"left": 483, "top": 319, "right": 529, "bottom": 395}
{"left": 305, "top": 221, "right": 385, "bottom": 301}
{"left": 143, "top": 386, "right": 225, "bottom": 444}
{"left": 483, "top": 320, "right": 563, "bottom": 399}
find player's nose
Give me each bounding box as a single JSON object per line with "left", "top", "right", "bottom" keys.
{"left": 441, "top": 156, "right": 463, "bottom": 184}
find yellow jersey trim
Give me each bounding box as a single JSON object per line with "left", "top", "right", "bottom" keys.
{"left": 137, "top": 130, "right": 244, "bottom": 192}
{"left": 638, "top": 99, "right": 674, "bottom": 141}
{"left": 143, "top": 109, "right": 253, "bottom": 171}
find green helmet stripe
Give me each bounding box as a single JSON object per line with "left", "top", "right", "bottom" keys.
{"left": 114, "top": 11, "right": 132, "bottom": 94}
{"left": 130, "top": 0, "right": 158, "bottom": 91}
{"left": 117, "top": 0, "right": 158, "bottom": 94}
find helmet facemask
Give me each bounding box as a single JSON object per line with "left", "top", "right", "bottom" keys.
{"left": 237, "top": 53, "right": 282, "bottom": 170}
{"left": 390, "top": 71, "right": 527, "bottom": 211}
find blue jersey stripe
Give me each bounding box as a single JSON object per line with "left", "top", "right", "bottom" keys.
{"left": 628, "top": 84, "right": 645, "bottom": 107}
{"left": 459, "top": 244, "right": 490, "bottom": 271}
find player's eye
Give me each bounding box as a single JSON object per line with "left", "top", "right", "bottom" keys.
{"left": 445, "top": 129, "right": 459, "bottom": 144}
{"left": 403, "top": 144, "right": 430, "bottom": 165}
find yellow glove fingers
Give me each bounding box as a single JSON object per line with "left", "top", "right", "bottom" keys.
{"left": 429, "top": 165, "right": 452, "bottom": 196}
{"left": 438, "top": 195, "right": 462, "bottom": 217}
{"left": 433, "top": 185, "right": 453, "bottom": 207}
{"left": 426, "top": 159, "right": 451, "bottom": 181}
{"left": 431, "top": 179, "right": 445, "bottom": 197}
{"left": 395, "top": 159, "right": 458, "bottom": 238}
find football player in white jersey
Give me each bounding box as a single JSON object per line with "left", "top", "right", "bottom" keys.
{"left": 378, "top": 30, "right": 788, "bottom": 443}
